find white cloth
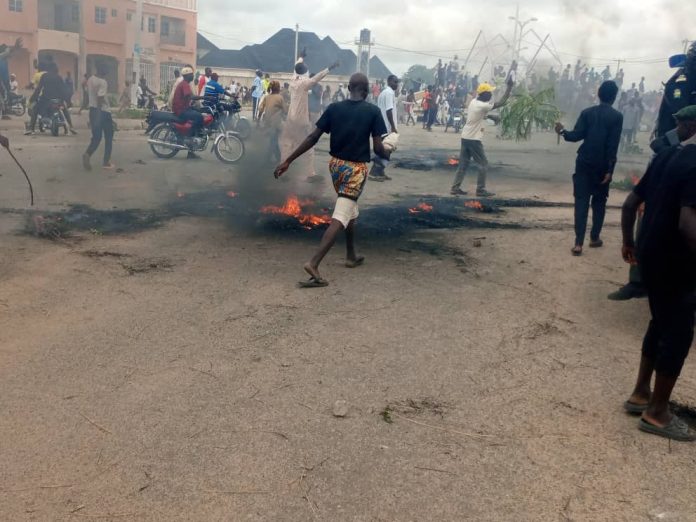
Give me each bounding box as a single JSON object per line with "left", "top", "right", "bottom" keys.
{"left": 377, "top": 86, "right": 397, "bottom": 133}
{"left": 168, "top": 76, "right": 183, "bottom": 106}
{"left": 87, "top": 75, "right": 109, "bottom": 111}
{"left": 332, "top": 196, "right": 359, "bottom": 228}
{"left": 382, "top": 132, "right": 400, "bottom": 152}
{"left": 461, "top": 98, "right": 494, "bottom": 141}
{"left": 280, "top": 67, "right": 330, "bottom": 178}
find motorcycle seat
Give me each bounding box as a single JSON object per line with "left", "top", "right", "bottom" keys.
{"left": 149, "top": 110, "right": 178, "bottom": 123}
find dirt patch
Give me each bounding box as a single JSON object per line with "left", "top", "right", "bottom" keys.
{"left": 120, "top": 257, "right": 174, "bottom": 275}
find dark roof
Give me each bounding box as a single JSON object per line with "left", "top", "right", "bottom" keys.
{"left": 198, "top": 28, "right": 392, "bottom": 78}
{"left": 196, "top": 32, "right": 219, "bottom": 52}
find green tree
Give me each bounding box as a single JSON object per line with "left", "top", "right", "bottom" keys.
{"left": 403, "top": 64, "right": 436, "bottom": 91}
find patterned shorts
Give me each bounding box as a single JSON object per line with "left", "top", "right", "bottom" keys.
{"left": 329, "top": 157, "right": 368, "bottom": 200}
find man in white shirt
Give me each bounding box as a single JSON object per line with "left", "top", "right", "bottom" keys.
{"left": 451, "top": 79, "right": 512, "bottom": 197}
{"left": 369, "top": 74, "right": 399, "bottom": 182}
{"left": 82, "top": 63, "right": 115, "bottom": 171}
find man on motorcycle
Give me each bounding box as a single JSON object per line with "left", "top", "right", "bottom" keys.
{"left": 171, "top": 66, "right": 205, "bottom": 160}
{"left": 203, "top": 72, "right": 232, "bottom": 108}
{"left": 137, "top": 76, "right": 157, "bottom": 109}
{"left": 25, "top": 62, "right": 76, "bottom": 135}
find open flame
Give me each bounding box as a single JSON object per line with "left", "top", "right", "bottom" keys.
{"left": 260, "top": 195, "right": 332, "bottom": 228}
{"left": 408, "top": 202, "right": 434, "bottom": 214}
{"left": 464, "top": 200, "right": 484, "bottom": 210}
{"left": 447, "top": 158, "right": 459, "bottom": 166}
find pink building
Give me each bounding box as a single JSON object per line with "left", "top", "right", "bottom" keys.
{"left": 1, "top": 0, "right": 197, "bottom": 96}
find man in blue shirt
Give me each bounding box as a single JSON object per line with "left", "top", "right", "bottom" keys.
{"left": 251, "top": 70, "right": 264, "bottom": 120}
{"left": 203, "top": 73, "right": 231, "bottom": 108}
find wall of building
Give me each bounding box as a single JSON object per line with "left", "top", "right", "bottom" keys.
{"left": 1, "top": 0, "right": 196, "bottom": 98}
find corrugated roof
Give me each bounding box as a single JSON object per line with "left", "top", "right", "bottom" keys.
{"left": 198, "top": 28, "right": 392, "bottom": 78}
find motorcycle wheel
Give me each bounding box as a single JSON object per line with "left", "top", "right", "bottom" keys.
{"left": 51, "top": 117, "right": 60, "bottom": 137}
{"left": 234, "top": 118, "right": 252, "bottom": 140}
{"left": 149, "top": 124, "right": 180, "bottom": 159}
{"left": 214, "top": 134, "right": 245, "bottom": 164}
{"left": 12, "top": 105, "right": 26, "bottom": 117}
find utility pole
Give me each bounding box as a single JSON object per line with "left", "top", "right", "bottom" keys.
{"left": 131, "top": 0, "right": 143, "bottom": 106}
{"left": 78, "top": 0, "right": 86, "bottom": 105}
{"left": 511, "top": 3, "right": 519, "bottom": 63}
{"left": 294, "top": 23, "right": 299, "bottom": 66}
{"left": 462, "top": 30, "right": 482, "bottom": 75}
{"left": 526, "top": 33, "right": 550, "bottom": 78}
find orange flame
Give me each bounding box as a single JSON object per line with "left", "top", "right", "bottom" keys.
{"left": 448, "top": 158, "right": 459, "bottom": 166}
{"left": 226, "top": 191, "right": 239, "bottom": 198}
{"left": 465, "top": 200, "right": 484, "bottom": 210}
{"left": 260, "top": 195, "right": 332, "bottom": 227}
{"left": 408, "top": 202, "right": 434, "bottom": 214}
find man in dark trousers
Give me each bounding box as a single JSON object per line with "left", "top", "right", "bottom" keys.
{"left": 620, "top": 105, "right": 696, "bottom": 441}
{"left": 273, "top": 73, "right": 390, "bottom": 288}
{"left": 555, "top": 81, "right": 623, "bottom": 255}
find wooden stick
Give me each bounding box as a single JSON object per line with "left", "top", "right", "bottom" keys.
{"left": 78, "top": 412, "right": 112, "bottom": 435}
{"left": 4, "top": 146, "right": 34, "bottom": 206}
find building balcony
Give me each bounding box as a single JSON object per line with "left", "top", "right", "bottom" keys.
{"left": 37, "top": 28, "right": 79, "bottom": 54}
{"left": 145, "top": 0, "right": 197, "bottom": 12}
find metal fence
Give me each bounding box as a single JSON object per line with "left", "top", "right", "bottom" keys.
{"left": 126, "top": 60, "right": 157, "bottom": 90}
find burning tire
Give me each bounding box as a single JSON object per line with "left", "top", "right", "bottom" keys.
{"left": 213, "top": 134, "right": 245, "bottom": 164}
{"left": 149, "top": 123, "right": 180, "bottom": 159}
{"left": 234, "top": 118, "right": 252, "bottom": 140}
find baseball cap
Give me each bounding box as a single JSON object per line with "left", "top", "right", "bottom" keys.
{"left": 477, "top": 83, "right": 496, "bottom": 94}
{"left": 181, "top": 66, "right": 194, "bottom": 75}
{"left": 674, "top": 105, "right": 696, "bottom": 121}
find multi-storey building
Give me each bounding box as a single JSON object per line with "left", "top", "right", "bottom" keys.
{"left": 1, "top": 0, "right": 197, "bottom": 96}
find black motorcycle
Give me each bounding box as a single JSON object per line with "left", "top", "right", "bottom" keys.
{"left": 5, "top": 92, "right": 26, "bottom": 116}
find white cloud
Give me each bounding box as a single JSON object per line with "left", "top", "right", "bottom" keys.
{"left": 198, "top": 0, "right": 695, "bottom": 87}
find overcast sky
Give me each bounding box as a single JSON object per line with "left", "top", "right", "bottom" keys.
{"left": 198, "top": 0, "right": 694, "bottom": 88}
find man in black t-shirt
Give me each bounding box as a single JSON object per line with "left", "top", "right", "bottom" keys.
{"left": 274, "top": 73, "right": 390, "bottom": 288}
{"left": 25, "top": 62, "right": 76, "bottom": 135}
{"left": 620, "top": 105, "right": 696, "bottom": 441}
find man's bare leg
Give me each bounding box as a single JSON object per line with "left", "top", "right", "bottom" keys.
{"left": 642, "top": 373, "right": 679, "bottom": 427}
{"left": 344, "top": 219, "right": 365, "bottom": 267}
{"left": 304, "top": 219, "right": 344, "bottom": 280}
{"left": 627, "top": 355, "right": 654, "bottom": 406}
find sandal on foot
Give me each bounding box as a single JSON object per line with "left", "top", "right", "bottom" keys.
{"left": 298, "top": 277, "right": 329, "bottom": 288}
{"left": 345, "top": 256, "right": 365, "bottom": 268}
{"left": 639, "top": 416, "right": 696, "bottom": 441}
{"left": 623, "top": 400, "right": 649, "bottom": 414}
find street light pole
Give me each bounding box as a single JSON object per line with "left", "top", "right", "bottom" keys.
{"left": 131, "top": 0, "right": 143, "bottom": 107}
{"left": 509, "top": 9, "right": 537, "bottom": 63}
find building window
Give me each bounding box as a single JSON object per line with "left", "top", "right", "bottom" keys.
{"left": 95, "top": 6, "right": 107, "bottom": 24}
{"left": 160, "top": 19, "right": 170, "bottom": 37}
{"left": 127, "top": 12, "right": 132, "bottom": 21}
{"left": 9, "top": 0, "right": 23, "bottom": 12}
{"left": 111, "top": 9, "right": 117, "bottom": 17}
{"left": 148, "top": 16, "right": 156, "bottom": 33}
{"left": 71, "top": 4, "right": 79, "bottom": 22}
